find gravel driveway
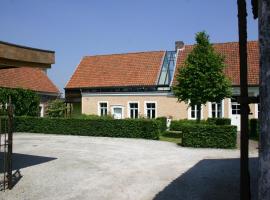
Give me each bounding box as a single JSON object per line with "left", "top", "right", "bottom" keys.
{"left": 1, "top": 133, "right": 258, "bottom": 200}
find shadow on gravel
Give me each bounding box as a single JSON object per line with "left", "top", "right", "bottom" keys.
{"left": 0, "top": 152, "right": 57, "bottom": 173}
{"left": 153, "top": 157, "right": 258, "bottom": 200}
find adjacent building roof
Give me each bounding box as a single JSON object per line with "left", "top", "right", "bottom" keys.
{"left": 0, "top": 67, "right": 59, "bottom": 94}
{"left": 174, "top": 41, "right": 259, "bottom": 86}
{"left": 66, "top": 51, "right": 165, "bottom": 89}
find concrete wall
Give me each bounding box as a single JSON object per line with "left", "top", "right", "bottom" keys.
{"left": 81, "top": 94, "right": 259, "bottom": 120}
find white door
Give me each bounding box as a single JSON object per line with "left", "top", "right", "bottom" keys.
{"left": 112, "top": 107, "right": 123, "bottom": 119}
{"left": 231, "top": 98, "right": 241, "bottom": 131}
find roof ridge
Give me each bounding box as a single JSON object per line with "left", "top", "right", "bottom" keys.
{"left": 184, "top": 40, "right": 258, "bottom": 47}
{"left": 83, "top": 50, "right": 165, "bottom": 58}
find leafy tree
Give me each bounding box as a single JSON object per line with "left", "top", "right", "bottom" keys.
{"left": 46, "top": 99, "right": 66, "bottom": 118}
{"left": 0, "top": 88, "right": 40, "bottom": 116}
{"left": 173, "top": 31, "right": 231, "bottom": 122}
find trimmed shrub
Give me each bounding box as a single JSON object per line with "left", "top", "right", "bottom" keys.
{"left": 156, "top": 117, "right": 167, "bottom": 133}
{"left": 171, "top": 122, "right": 237, "bottom": 148}
{"left": 207, "top": 118, "right": 231, "bottom": 125}
{"left": 249, "top": 119, "right": 259, "bottom": 140}
{"left": 73, "top": 114, "right": 113, "bottom": 120}
{"left": 14, "top": 117, "right": 160, "bottom": 140}
{"left": 170, "top": 120, "right": 207, "bottom": 131}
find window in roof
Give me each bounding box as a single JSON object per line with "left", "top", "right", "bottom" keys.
{"left": 157, "top": 51, "right": 176, "bottom": 86}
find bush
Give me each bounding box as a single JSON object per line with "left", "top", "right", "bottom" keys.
{"left": 0, "top": 88, "right": 40, "bottom": 116}
{"left": 249, "top": 119, "right": 259, "bottom": 140}
{"left": 156, "top": 117, "right": 167, "bottom": 133}
{"left": 0, "top": 117, "right": 8, "bottom": 133}
{"left": 207, "top": 118, "right": 231, "bottom": 125}
{"left": 73, "top": 114, "right": 113, "bottom": 120}
{"left": 46, "top": 99, "right": 67, "bottom": 118}
{"left": 170, "top": 123, "right": 237, "bottom": 148}
{"left": 170, "top": 119, "right": 207, "bottom": 131}
{"left": 14, "top": 117, "right": 160, "bottom": 140}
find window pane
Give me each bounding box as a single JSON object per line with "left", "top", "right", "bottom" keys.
{"left": 130, "top": 109, "right": 134, "bottom": 118}
{"left": 135, "top": 110, "right": 138, "bottom": 118}
{"left": 191, "top": 110, "right": 195, "bottom": 118}
{"left": 152, "top": 110, "right": 155, "bottom": 118}
{"left": 147, "top": 110, "right": 151, "bottom": 118}
{"left": 196, "top": 108, "right": 200, "bottom": 119}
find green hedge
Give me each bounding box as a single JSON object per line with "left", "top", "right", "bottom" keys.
{"left": 156, "top": 117, "right": 167, "bottom": 133}
{"left": 13, "top": 117, "right": 160, "bottom": 140}
{"left": 170, "top": 122, "right": 237, "bottom": 148}
{"left": 207, "top": 118, "right": 231, "bottom": 125}
{"left": 170, "top": 120, "right": 207, "bottom": 131}
{"left": 249, "top": 119, "right": 259, "bottom": 140}
{"left": 0, "top": 117, "right": 8, "bottom": 133}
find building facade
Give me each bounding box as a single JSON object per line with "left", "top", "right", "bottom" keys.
{"left": 65, "top": 41, "right": 259, "bottom": 130}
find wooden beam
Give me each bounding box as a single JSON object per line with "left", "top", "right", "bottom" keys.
{"left": 0, "top": 41, "right": 55, "bottom": 68}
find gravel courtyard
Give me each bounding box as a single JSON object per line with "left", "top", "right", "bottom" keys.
{"left": 1, "top": 133, "right": 258, "bottom": 200}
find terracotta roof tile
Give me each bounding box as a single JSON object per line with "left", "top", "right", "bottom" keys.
{"left": 66, "top": 51, "right": 165, "bottom": 88}
{"left": 0, "top": 67, "right": 59, "bottom": 94}
{"left": 174, "top": 41, "right": 259, "bottom": 86}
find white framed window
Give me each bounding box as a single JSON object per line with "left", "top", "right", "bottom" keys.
{"left": 144, "top": 101, "right": 157, "bottom": 119}
{"left": 128, "top": 102, "right": 139, "bottom": 119}
{"left": 209, "top": 101, "right": 223, "bottom": 118}
{"left": 98, "top": 101, "right": 108, "bottom": 116}
{"left": 188, "top": 104, "right": 203, "bottom": 120}
{"left": 231, "top": 97, "right": 240, "bottom": 115}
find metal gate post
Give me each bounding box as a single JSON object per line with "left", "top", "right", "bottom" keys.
{"left": 7, "top": 96, "right": 13, "bottom": 189}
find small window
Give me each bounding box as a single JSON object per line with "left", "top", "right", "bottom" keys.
{"left": 211, "top": 101, "right": 222, "bottom": 118}
{"left": 146, "top": 102, "right": 156, "bottom": 119}
{"left": 129, "top": 103, "right": 139, "bottom": 119}
{"left": 99, "top": 102, "right": 108, "bottom": 116}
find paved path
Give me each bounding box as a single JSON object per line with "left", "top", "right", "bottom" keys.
{"left": 1, "top": 133, "right": 258, "bottom": 200}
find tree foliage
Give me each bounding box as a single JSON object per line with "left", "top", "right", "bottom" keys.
{"left": 46, "top": 99, "right": 66, "bottom": 118}
{"left": 0, "top": 88, "right": 40, "bottom": 116}
{"left": 173, "top": 32, "right": 231, "bottom": 120}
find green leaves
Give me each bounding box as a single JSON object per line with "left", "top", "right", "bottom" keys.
{"left": 46, "top": 99, "right": 67, "bottom": 118}
{"left": 0, "top": 88, "right": 40, "bottom": 116}
{"left": 173, "top": 31, "right": 232, "bottom": 114}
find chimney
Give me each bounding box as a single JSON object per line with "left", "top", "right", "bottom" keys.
{"left": 175, "top": 41, "right": 184, "bottom": 51}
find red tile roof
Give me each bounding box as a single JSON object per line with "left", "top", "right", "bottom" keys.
{"left": 66, "top": 51, "right": 165, "bottom": 88}
{"left": 174, "top": 41, "right": 259, "bottom": 86}
{"left": 0, "top": 67, "right": 59, "bottom": 94}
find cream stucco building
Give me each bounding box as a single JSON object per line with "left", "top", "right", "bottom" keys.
{"left": 65, "top": 41, "right": 259, "bottom": 130}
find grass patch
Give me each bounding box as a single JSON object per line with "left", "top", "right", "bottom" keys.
{"left": 159, "top": 131, "right": 182, "bottom": 144}
{"left": 159, "top": 135, "right": 182, "bottom": 144}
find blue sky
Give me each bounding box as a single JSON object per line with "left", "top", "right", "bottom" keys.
{"left": 0, "top": 0, "right": 258, "bottom": 94}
